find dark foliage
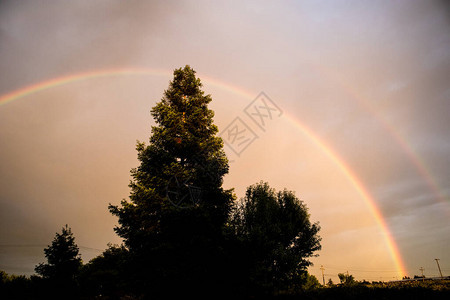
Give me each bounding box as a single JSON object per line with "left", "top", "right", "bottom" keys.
{"left": 338, "top": 272, "right": 356, "bottom": 286}
{"left": 296, "top": 280, "right": 450, "bottom": 300}
{"left": 229, "top": 182, "right": 322, "bottom": 295}
{"left": 78, "top": 244, "right": 130, "bottom": 298}
{"left": 34, "top": 224, "right": 82, "bottom": 298}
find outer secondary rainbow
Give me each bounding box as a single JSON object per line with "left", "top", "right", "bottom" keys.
{"left": 312, "top": 65, "right": 445, "bottom": 207}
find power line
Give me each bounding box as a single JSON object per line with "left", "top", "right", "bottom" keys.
{"left": 0, "top": 244, "right": 48, "bottom": 248}
{"left": 313, "top": 266, "right": 400, "bottom": 273}
{"left": 79, "top": 246, "right": 103, "bottom": 252}
{"left": 0, "top": 244, "right": 103, "bottom": 252}
{"left": 315, "top": 263, "right": 400, "bottom": 272}
{"left": 312, "top": 262, "right": 449, "bottom": 276}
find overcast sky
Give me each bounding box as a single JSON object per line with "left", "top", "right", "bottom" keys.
{"left": 0, "top": 0, "right": 449, "bottom": 282}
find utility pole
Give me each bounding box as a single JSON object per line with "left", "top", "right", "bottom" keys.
{"left": 419, "top": 267, "right": 425, "bottom": 280}
{"left": 435, "top": 259, "right": 443, "bottom": 279}
{"left": 320, "top": 265, "right": 325, "bottom": 285}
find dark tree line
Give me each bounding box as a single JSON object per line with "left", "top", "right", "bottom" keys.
{"left": 1, "top": 66, "right": 322, "bottom": 299}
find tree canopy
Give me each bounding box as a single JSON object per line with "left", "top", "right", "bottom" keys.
{"left": 338, "top": 272, "right": 357, "bottom": 286}
{"left": 35, "top": 224, "right": 82, "bottom": 295}
{"left": 230, "top": 181, "right": 322, "bottom": 294}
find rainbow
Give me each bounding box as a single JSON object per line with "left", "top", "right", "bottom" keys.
{"left": 312, "top": 65, "right": 445, "bottom": 205}
{"left": 0, "top": 67, "right": 409, "bottom": 277}
{"left": 0, "top": 68, "right": 172, "bottom": 106}
{"left": 285, "top": 116, "right": 408, "bottom": 277}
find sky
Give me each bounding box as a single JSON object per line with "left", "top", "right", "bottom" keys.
{"left": 0, "top": 0, "right": 449, "bottom": 283}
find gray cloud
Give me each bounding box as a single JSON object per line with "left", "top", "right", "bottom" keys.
{"left": 0, "top": 0, "right": 449, "bottom": 279}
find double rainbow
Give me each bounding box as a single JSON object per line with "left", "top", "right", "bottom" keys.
{"left": 2, "top": 66, "right": 435, "bottom": 277}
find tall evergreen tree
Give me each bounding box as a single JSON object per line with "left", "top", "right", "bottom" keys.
{"left": 109, "top": 65, "right": 234, "bottom": 295}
